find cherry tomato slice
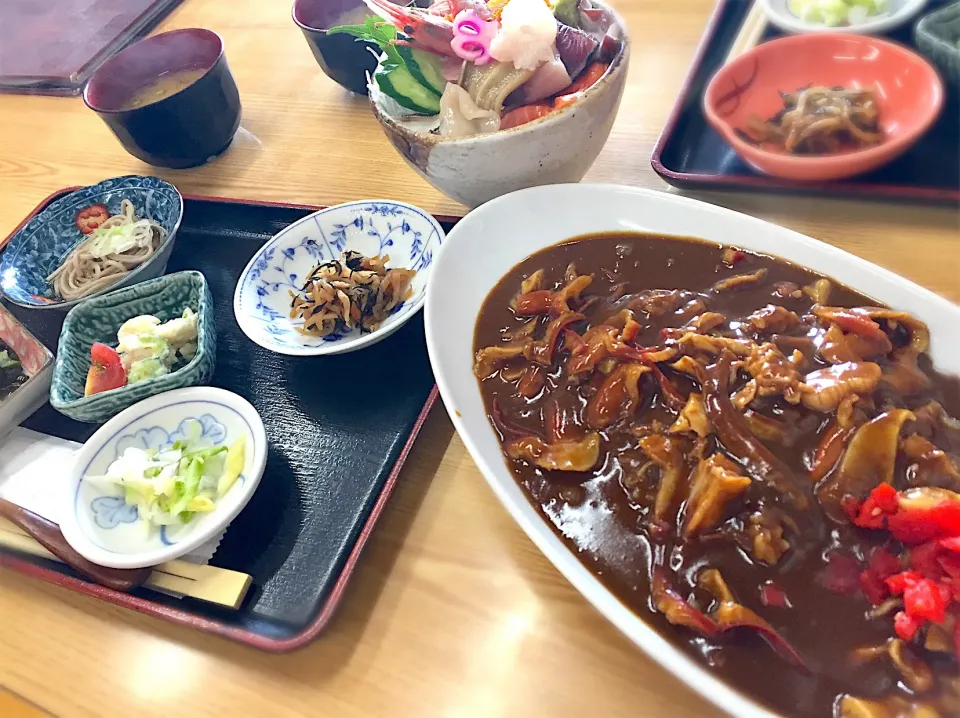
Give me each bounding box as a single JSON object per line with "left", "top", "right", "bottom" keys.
{"left": 85, "top": 343, "right": 126, "bottom": 396}
{"left": 75, "top": 204, "right": 110, "bottom": 235}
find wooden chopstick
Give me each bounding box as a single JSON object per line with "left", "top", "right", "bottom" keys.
{"left": 0, "top": 518, "right": 252, "bottom": 609}
{"left": 725, "top": 0, "right": 768, "bottom": 65}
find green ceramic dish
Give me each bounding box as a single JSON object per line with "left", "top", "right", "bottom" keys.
{"left": 50, "top": 271, "right": 216, "bottom": 423}
{"left": 916, "top": 2, "right": 960, "bottom": 86}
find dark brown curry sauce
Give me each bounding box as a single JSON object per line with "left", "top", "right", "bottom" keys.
{"left": 473, "top": 233, "right": 960, "bottom": 718}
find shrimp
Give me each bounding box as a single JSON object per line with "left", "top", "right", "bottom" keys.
{"left": 363, "top": 0, "right": 458, "bottom": 57}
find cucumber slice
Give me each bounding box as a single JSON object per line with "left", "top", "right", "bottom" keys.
{"left": 375, "top": 64, "right": 442, "bottom": 115}
{"left": 395, "top": 46, "right": 447, "bottom": 97}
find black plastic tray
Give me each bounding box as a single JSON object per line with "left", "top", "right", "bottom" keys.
{"left": 0, "top": 191, "right": 456, "bottom": 651}
{"left": 652, "top": 0, "right": 960, "bottom": 204}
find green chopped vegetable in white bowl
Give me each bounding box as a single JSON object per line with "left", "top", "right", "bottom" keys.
{"left": 60, "top": 386, "right": 267, "bottom": 569}
{"left": 84, "top": 422, "right": 245, "bottom": 530}
{"left": 763, "top": 0, "right": 927, "bottom": 34}
{"left": 788, "top": 0, "right": 888, "bottom": 27}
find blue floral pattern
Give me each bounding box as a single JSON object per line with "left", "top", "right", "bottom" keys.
{"left": 91, "top": 496, "right": 139, "bottom": 529}
{"left": 235, "top": 201, "right": 444, "bottom": 354}
{"left": 114, "top": 414, "right": 226, "bottom": 459}
{"left": 1, "top": 175, "right": 183, "bottom": 310}
{"left": 170, "top": 414, "right": 226, "bottom": 447}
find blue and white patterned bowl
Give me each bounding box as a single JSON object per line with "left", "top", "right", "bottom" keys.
{"left": 233, "top": 200, "right": 444, "bottom": 356}
{"left": 50, "top": 271, "right": 216, "bottom": 424}
{"left": 59, "top": 387, "right": 267, "bottom": 569}
{"left": 1, "top": 175, "right": 183, "bottom": 311}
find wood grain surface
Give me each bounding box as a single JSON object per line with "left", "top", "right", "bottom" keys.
{"left": 0, "top": 1, "right": 957, "bottom": 717}
{"left": 0, "top": 688, "right": 52, "bottom": 718}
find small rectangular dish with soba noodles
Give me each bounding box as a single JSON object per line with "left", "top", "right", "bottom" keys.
{"left": 472, "top": 233, "right": 960, "bottom": 718}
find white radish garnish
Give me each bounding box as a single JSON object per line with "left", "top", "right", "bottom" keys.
{"left": 489, "top": 0, "right": 558, "bottom": 71}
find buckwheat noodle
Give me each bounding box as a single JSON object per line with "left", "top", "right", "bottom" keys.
{"left": 46, "top": 200, "right": 165, "bottom": 301}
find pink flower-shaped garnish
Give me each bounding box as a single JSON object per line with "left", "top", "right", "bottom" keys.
{"left": 450, "top": 9, "right": 498, "bottom": 66}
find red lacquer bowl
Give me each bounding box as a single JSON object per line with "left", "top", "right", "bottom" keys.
{"left": 703, "top": 33, "right": 944, "bottom": 182}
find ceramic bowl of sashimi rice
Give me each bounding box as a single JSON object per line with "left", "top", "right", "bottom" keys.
{"left": 332, "top": 0, "right": 629, "bottom": 207}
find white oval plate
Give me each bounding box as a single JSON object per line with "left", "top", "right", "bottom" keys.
{"left": 762, "top": 0, "right": 927, "bottom": 35}
{"left": 233, "top": 200, "right": 444, "bottom": 356}
{"left": 424, "top": 183, "right": 960, "bottom": 718}
{"left": 60, "top": 386, "right": 268, "bottom": 569}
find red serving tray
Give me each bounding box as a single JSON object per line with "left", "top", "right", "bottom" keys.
{"left": 0, "top": 390, "right": 438, "bottom": 651}
{"left": 0, "top": 189, "right": 453, "bottom": 651}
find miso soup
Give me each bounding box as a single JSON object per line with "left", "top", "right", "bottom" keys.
{"left": 122, "top": 67, "right": 208, "bottom": 110}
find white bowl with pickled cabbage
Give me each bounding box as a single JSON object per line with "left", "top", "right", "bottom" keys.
{"left": 762, "top": 0, "right": 927, "bottom": 34}
{"left": 60, "top": 386, "right": 267, "bottom": 569}
{"left": 353, "top": 0, "right": 629, "bottom": 207}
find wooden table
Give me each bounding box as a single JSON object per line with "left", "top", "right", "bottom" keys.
{"left": 0, "top": 1, "right": 957, "bottom": 716}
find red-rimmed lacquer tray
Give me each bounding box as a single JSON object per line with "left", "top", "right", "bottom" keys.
{"left": 651, "top": 0, "right": 960, "bottom": 205}
{"left": 0, "top": 190, "right": 457, "bottom": 651}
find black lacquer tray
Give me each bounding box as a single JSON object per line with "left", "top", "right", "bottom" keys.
{"left": 652, "top": 0, "right": 960, "bottom": 204}
{"left": 0, "top": 190, "right": 457, "bottom": 651}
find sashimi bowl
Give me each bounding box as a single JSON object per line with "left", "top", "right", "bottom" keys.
{"left": 60, "top": 386, "right": 268, "bottom": 570}
{"left": 233, "top": 200, "right": 444, "bottom": 356}
{"left": 0, "top": 175, "right": 183, "bottom": 311}
{"left": 355, "top": 0, "right": 629, "bottom": 207}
